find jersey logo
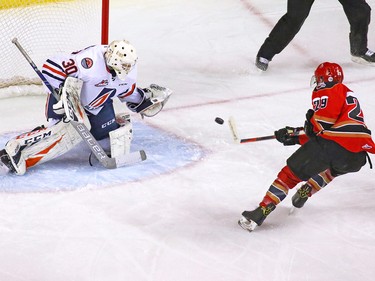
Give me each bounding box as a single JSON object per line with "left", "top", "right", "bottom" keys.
{"left": 16, "top": 128, "right": 52, "bottom": 146}
{"left": 362, "top": 144, "right": 373, "bottom": 150}
{"left": 346, "top": 95, "right": 364, "bottom": 123}
{"left": 81, "top": 58, "right": 93, "bottom": 69}
{"left": 85, "top": 88, "right": 117, "bottom": 110}
{"left": 95, "top": 80, "right": 109, "bottom": 87}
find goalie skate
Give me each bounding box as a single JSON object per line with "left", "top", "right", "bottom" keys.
{"left": 0, "top": 149, "right": 12, "bottom": 175}
{"left": 238, "top": 216, "right": 258, "bottom": 232}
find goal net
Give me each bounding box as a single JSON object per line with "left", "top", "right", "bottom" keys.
{"left": 0, "top": 0, "right": 109, "bottom": 98}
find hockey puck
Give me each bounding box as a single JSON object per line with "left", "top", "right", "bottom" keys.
{"left": 215, "top": 117, "right": 224, "bottom": 125}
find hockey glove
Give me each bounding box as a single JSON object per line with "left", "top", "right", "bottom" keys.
{"left": 126, "top": 88, "right": 148, "bottom": 113}
{"left": 304, "top": 109, "right": 316, "bottom": 138}
{"left": 274, "top": 126, "right": 301, "bottom": 146}
{"left": 52, "top": 85, "right": 65, "bottom": 116}
{"left": 52, "top": 99, "right": 65, "bottom": 115}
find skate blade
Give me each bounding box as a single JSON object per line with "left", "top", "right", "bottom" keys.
{"left": 238, "top": 216, "right": 258, "bottom": 232}
{"left": 351, "top": 56, "right": 375, "bottom": 66}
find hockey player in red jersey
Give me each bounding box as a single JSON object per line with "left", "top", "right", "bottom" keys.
{"left": 239, "top": 62, "right": 375, "bottom": 232}
{"left": 0, "top": 39, "right": 172, "bottom": 175}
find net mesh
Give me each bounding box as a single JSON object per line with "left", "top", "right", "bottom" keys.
{"left": 0, "top": 0, "right": 102, "bottom": 96}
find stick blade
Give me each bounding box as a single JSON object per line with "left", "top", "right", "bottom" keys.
{"left": 115, "top": 150, "right": 147, "bottom": 168}
{"left": 228, "top": 116, "right": 240, "bottom": 143}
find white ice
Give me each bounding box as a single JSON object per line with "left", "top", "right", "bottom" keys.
{"left": 1, "top": 0, "right": 375, "bottom": 280}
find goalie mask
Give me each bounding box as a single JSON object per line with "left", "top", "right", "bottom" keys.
{"left": 311, "top": 62, "right": 344, "bottom": 87}
{"left": 105, "top": 40, "right": 138, "bottom": 80}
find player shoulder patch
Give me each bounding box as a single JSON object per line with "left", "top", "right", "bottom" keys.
{"left": 81, "top": 57, "right": 93, "bottom": 69}
{"left": 95, "top": 80, "right": 109, "bottom": 87}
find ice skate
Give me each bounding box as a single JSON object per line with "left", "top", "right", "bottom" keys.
{"left": 0, "top": 149, "right": 13, "bottom": 175}
{"left": 4, "top": 140, "right": 26, "bottom": 175}
{"left": 238, "top": 203, "right": 276, "bottom": 232}
{"left": 351, "top": 49, "right": 375, "bottom": 66}
{"left": 292, "top": 184, "right": 312, "bottom": 208}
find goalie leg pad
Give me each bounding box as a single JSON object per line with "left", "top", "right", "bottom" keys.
{"left": 4, "top": 120, "right": 82, "bottom": 175}
{"left": 109, "top": 117, "right": 133, "bottom": 158}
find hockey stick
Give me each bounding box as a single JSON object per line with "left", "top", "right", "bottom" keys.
{"left": 12, "top": 37, "right": 146, "bottom": 168}
{"left": 228, "top": 116, "right": 303, "bottom": 144}
{"left": 11, "top": 38, "right": 59, "bottom": 100}
{"left": 70, "top": 121, "right": 146, "bottom": 168}
{"left": 240, "top": 135, "right": 276, "bottom": 143}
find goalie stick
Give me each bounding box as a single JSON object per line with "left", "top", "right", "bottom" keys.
{"left": 12, "top": 37, "right": 146, "bottom": 169}
{"left": 228, "top": 116, "right": 303, "bottom": 144}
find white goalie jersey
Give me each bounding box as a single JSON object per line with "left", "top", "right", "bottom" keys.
{"left": 42, "top": 44, "right": 144, "bottom": 116}
{"left": 0, "top": 41, "right": 171, "bottom": 176}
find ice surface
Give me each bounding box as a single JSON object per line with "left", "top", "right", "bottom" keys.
{"left": 0, "top": 0, "right": 375, "bottom": 280}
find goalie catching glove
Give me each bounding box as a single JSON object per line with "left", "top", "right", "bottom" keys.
{"left": 274, "top": 126, "right": 303, "bottom": 146}
{"left": 127, "top": 84, "right": 172, "bottom": 117}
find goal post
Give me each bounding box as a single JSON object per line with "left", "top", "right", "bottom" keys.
{"left": 102, "top": 0, "right": 109, "bottom": 45}
{"left": 0, "top": 0, "right": 109, "bottom": 97}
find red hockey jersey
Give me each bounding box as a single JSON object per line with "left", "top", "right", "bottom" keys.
{"left": 299, "top": 82, "right": 375, "bottom": 154}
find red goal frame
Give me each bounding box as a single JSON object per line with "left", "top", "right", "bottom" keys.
{"left": 102, "top": 0, "right": 109, "bottom": 44}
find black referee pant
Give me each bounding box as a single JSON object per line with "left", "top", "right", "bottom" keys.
{"left": 257, "top": 0, "right": 371, "bottom": 60}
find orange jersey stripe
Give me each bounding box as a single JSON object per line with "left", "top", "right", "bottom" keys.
{"left": 118, "top": 83, "right": 136, "bottom": 99}
{"left": 43, "top": 63, "right": 66, "bottom": 78}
